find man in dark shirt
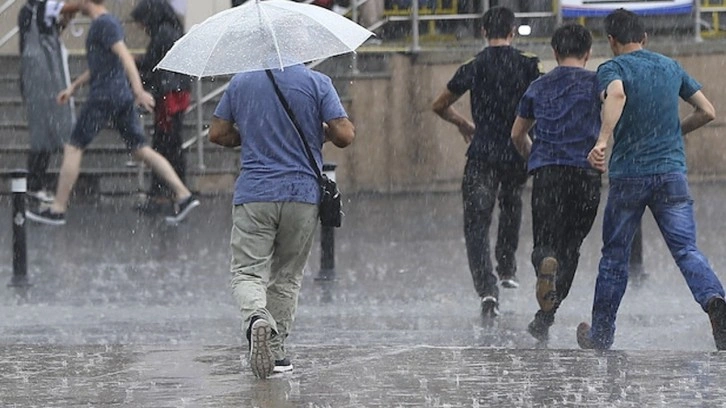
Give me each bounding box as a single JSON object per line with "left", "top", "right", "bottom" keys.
{"left": 511, "top": 24, "right": 601, "bottom": 343}
{"left": 432, "top": 6, "right": 541, "bottom": 319}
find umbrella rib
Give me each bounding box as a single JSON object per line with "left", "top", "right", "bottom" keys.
{"left": 258, "top": 4, "right": 284, "bottom": 71}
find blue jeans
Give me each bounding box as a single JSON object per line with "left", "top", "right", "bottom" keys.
{"left": 589, "top": 173, "right": 725, "bottom": 349}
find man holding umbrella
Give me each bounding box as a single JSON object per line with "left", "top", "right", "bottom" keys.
{"left": 210, "top": 66, "right": 354, "bottom": 379}
{"left": 163, "top": 0, "right": 371, "bottom": 379}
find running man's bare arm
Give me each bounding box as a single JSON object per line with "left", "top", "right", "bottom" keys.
{"left": 325, "top": 117, "right": 355, "bottom": 148}
{"left": 432, "top": 89, "right": 475, "bottom": 144}
{"left": 511, "top": 116, "right": 536, "bottom": 160}
{"left": 57, "top": 69, "right": 90, "bottom": 104}
{"left": 588, "top": 80, "right": 626, "bottom": 172}
{"left": 681, "top": 91, "right": 716, "bottom": 136}
{"left": 209, "top": 116, "right": 241, "bottom": 148}
{"left": 112, "top": 40, "right": 155, "bottom": 112}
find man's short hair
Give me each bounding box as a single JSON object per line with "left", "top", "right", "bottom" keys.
{"left": 604, "top": 8, "right": 646, "bottom": 44}
{"left": 482, "top": 6, "right": 515, "bottom": 40}
{"left": 551, "top": 24, "right": 592, "bottom": 59}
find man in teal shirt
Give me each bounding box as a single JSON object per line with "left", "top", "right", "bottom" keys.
{"left": 578, "top": 8, "right": 726, "bottom": 350}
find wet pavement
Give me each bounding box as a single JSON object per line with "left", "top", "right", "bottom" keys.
{"left": 2, "top": 184, "right": 726, "bottom": 407}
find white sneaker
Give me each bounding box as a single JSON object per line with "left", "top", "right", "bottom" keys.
{"left": 27, "top": 190, "right": 54, "bottom": 203}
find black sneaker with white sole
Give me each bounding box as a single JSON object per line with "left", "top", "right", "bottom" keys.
{"left": 500, "top": 275, "right": 520, "bottom": 289}
{"left": 25, "top": 209, "right": 66, "bottom": 226}
{"left": 165, "top": 195, "right": 200, "bottom": 224}
{"left": 480, "top": 296, "right": 500, "bottom": 319}
{"left": 273, "top": 358, "right": 293, "bottom": 374}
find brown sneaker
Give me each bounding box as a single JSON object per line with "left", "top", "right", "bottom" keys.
{"left": 536, "top": 257, "right": 558, "bottom": 312}
{"left": 576, "top": 322, "right": 597, "bottom": 349}
{"left": 707, "top": 296, "right": 726, "bottom": 351}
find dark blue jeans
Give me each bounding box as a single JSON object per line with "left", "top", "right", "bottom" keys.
{"left": 589, "top": 172, "right": 725, "bottom": 349}
{"left": 462, "top": 159, "right": 528, "bottom": 299}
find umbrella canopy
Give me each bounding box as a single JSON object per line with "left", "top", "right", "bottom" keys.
{"left": 155, "top": 0, "right": 375, "bottom": 77}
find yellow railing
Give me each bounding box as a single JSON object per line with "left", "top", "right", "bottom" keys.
{"left": 701, "top": 0, "right": 726, "bottom": 37}
{"left": 384, "top": 0, "right": 458, "bottom": 16}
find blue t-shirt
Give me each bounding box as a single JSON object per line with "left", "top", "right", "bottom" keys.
{"left": 447, "top": 46, "right": 541, "bottom": 163}
{"left": 517, "top": 66, "right": 601, "bottom": 172}
{"left": 86, "top": 14, "right": 133, "bottom": 103}
{"left": 597, "top": 50, "right": 701, "bottom": 178}
{"left": 214, "top": 65, "right": 348, "bottom": 205}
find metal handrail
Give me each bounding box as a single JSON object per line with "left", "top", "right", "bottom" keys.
{"left": 0, "top": 0, "right": 17, "bottom": 16}
{"left": 0, "top": 26, "right": 17, "bottom": 49}
{"left": 0, "top": 0, "right": 19, "bottom": 49}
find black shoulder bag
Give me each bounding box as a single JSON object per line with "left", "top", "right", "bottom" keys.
{"left": 265, "top": 69, "right": 343, "bottom": 228}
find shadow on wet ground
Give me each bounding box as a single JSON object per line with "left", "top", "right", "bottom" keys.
{"left": 2, "top": 184, "right": 726, "bottom": 406}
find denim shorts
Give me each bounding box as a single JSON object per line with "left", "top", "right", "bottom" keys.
{"left": 70, "top": 98, "right": 147, "bottom": 150}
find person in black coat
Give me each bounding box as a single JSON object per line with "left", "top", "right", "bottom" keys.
{"left": 131, "top": 0, "right": 192, "bottom": 214}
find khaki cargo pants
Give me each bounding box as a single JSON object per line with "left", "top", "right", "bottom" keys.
{"left": 230, "top": 202, "right": 318, "bottom": 361}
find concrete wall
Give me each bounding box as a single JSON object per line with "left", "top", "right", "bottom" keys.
{"left": 680, "top": 54, "right": 726, "bottom": 178}
{"left": 184, "top": 0, "right": 231, "bottom": 29}
{"left": 332, "top": 51, "right": 726, "bottom": 194}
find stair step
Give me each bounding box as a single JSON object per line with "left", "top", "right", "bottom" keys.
{"left": 0, "top": 166, "right": 238, "bottom": 195}
{"left": 0, "top": 98, "right": 221, "bottom": 127}
{"left": 0, "top": 122, "right": 208, "bottom": 145}
{"left": 0, "top": 143, "right": 238, "bottom": 170}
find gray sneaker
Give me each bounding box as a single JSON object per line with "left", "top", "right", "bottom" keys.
{"left": 249, "top": 318, "right": 274, "bottom": 379}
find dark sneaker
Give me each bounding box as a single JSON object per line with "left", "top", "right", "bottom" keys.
{"left": 249, "top": 318, "right": 274, "bottom": 379}
{"left": 527, "top": 311, "right": 554, "bottom": 343}
{"left": 500, "top": 275, "right": 520, "bottom": 289}
{"left": 135, "top": 197, "right": 169, "bottom": 216}
{"left": 480, "top": 296, "right": 500, "bottom": 319}
{"left": 273, "top": 358, "right": 294, "bottom": 374}
{"left": 165, "top": 194, "right": 200, "bottom": 224}
{"left": 576, "top": 322, "right": 598, "bottom": 350}
{"left": 536, "top": 257, "right": 558, "bottom": 312}
{"left": 25, "top": 209, "right": 66, "bottom": 226}
{"left": 707, "top": 296, "right": 726, "bottom": 350}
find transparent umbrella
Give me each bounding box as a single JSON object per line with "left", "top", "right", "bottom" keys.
{"left": 155, "top": 0, "right": 375, "bottom": 77}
